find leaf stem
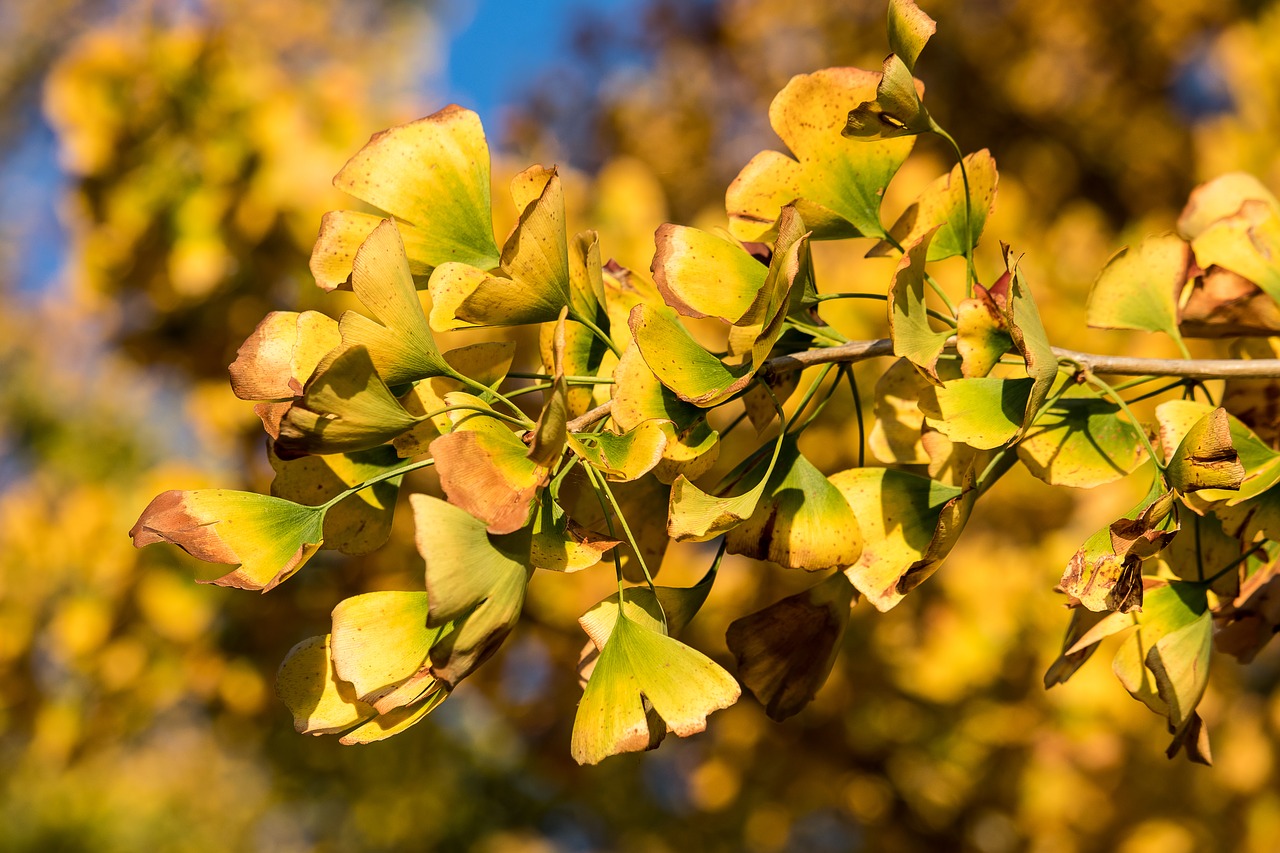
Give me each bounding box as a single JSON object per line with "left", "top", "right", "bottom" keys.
{"left": 569, "top": 309, "right": 622, "bottom": 357}
{"left": 932, "top": 125, "right": 977, "bottom": 295}
{"left": 320, "top": 458, "right": 435, "bottom": 511}
{"left": 587, "top": 465, "right": 661, "bottom": 627}
{"left": 843, "top": 366, "right": 866, "bottom": 468}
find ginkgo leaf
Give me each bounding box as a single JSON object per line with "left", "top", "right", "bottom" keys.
{"left": 528, "top": 313, "right": 572, "bottom": 468}
{"left": 335, "top": 219, "right": 454, "bottom": 386}
{"left": 131, "top": 489, "right": 324, "bottom": 591}
{"left": 888, "top": 228, "right": 949, "bottom": 380}
{"left": 1002, "top": 263, "right": 1059, "bottom": 432}
{"left": 330, "top": 591, "right": 444, "bottom": 714}
{"left": 229, "top": 310, "right": 340, "bottom": 402}
{"left": 629, "top": 303, "right": 754, "bottom": 406}
{"left": 570, "top": 611, "right": 740, "bottom": 765}
{"left": 723, "top": 438, "right": 863, "bottom": 570}
{"left": 1112, "top": 580, "right": 1208, "bottom": 719}
{"left": 1177, "top": 173, "right": 1280, "bottom": 240}
{"left": 276, "top": 635, "right": 375, "bottom": 735}
{"left": 429, "top": 165, "right": 571, "bottom": 330}
{"left": 726, "top": 572, "right": 857, "bottom": 720}
{"left": 498, "top": 495, "right": 620, "bottom": 574}
{"left": 1016, "top": 387, "right": 1147, "bottom": 488}
{"left": 392, "top": 340, "right": 517, "bottom": 457}
{"left": 310, "top": 106, "right": 501, "bottom": 291}
{"left": 727, "top": 67, "right": 916, "bottom": 241}
{"left": 921, "top": 376, "right": 1032, "bottom": 450}
{"left": 954, "top": 283, "right": 1012, "bottom": 378}
{"left": 843, "top": 54, "right": 933, "bottom": 141}
{"left": 568, "top": 421, "right": 668, "bottom": 482}
{"left": 410, "top": 494, "right": 531, "bottom": 686}
{"left": 1190, "top": 199, "right": 1280, "bottom": 304}
{"left": 337, "top": 689, "right": 452, "bottom": 745}
{"left": 869, "top": 357, "right": 932, "bottom": 464}
{"left": 275, "top": 346, "right": 420, "bottom": 459}
{"left": 887, "top": 0, "right": 936, "bottom": 72}
{"left": 652, "top": 224, "right": 767, "bottom": 321}
{"left": 1164, "top": 407, "right": 1245, "bottom": 494}
{"left": 1059, "top": 487, "right": 1176, "bottom": 613}
{"left": 1087, "top": 234, "right": 1191, "bottom": 347}
{"left": 430, "top": 393, "right": 548, "bottom": 535}
{"left": 268, "top": 444, "right": 402, "bottom": 556}
{"left": 229, "top": 310, "right": 341, "bottom": 436}
{"left": 830, "top": 467, "right": 967, "bottom": 611}
{"left": 869, "top": 150, "right": 998, "bottom": 261}
{"left": 668, "top": 433, "right": 786, "bottom": 542}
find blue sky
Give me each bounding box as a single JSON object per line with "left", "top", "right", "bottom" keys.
{"left": 440, "top": 0, "right": 642, "bottom": 122}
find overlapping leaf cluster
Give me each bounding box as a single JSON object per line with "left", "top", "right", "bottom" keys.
{"left": 132, "top": 0, "right": 1280, "bottom": 764}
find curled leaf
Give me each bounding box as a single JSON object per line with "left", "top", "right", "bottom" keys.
{"left": 131, "top": 489, "right": 324, "bottom": 591}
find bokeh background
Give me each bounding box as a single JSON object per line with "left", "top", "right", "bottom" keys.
{"left": 3, "top": 0, "right": 1280, "bottom": 850}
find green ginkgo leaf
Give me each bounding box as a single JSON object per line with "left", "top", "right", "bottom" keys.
{"left": 275, "top": 346, "right": 420, "bottom": 459}
{"left": 727, "top": 67, "right": 916, "bottom": 241}
{"left": 1017, "top": 387, "right": 1147, "bottom": 488}
{"left": 1112, "top": 580, "right": 1208, "bottom": 719}
{"left": 336, "top": 219, "right": 454, "bottom": 386}
{"left": 922, "top": 376, "right": 1033, "bottom": 450}
{"left": 723, "top": 438, "right": 863, "bottom": 570}
{"left": 888, "top": 228, "right": 949, "bottom": 379}
{"left": 652, "top": 224, "right": 767, "bottom": 321}
{"left": 570, "top": 610, "right": 740, "bottom": 765}
{"left": 131, "top": 489, "right": 325, "bottom": 591}
{"left": 392, "top": 340, "right": 518, "bottom": 458}
{"left": 869, "top": 150, "right": 998, "bottom": 261}
{"left": 269, "top": 444, "right": 402, "bottom": 556}
{"left": 330, "top": 591, "right": 444, "bottom": 713}
{"left": 726, "top": 571, "right": 857, "bottom": 721}
{"left": 410, "top": 494, "right": 532, "bottom": 686}
{"left": 668, "top": 432, "right": 787, "bottom": 542}
{"left": 629, "top": 303, "right": 754, "bottom": 406}
{"left": 1087, "top": 233, "right": 1191, "bottom": 348}
{"left": 843, "top": 53, "right": 933, "bottom": 141}
{"left": 429, "top": 165, "right": 571, "bottom": 330}
{"left": 578, "top": 569, "right": 717, "bottom": 654}
{"left": 310, "top": 105, "right": 501, "bottom": 291}
{"left": 1004, "top": 265, "right": 1059, "bottom": 432}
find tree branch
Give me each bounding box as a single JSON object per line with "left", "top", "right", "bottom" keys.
{"left": 562, "top": 340, "right": 1280, "bottom": 430}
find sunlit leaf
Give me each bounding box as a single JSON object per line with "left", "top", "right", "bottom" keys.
{"left": 1190, "top": 200, "right": 1280, "bottom": 304}
{"left": 1059, "top": 488, "right": 1175, "bottom": 613}
{"left": 330, "top": 591, "right": 443, "bottom": 714}
{"left": 1177, "top": 172, "right": 1280, "bottom": 240}
{"left": 1148, "top": 609, "right": 1213, "bottom": 730}
{"left": 1087, "top": 233, "right": 1191, "bottom": 348}
{"left": 229, "top": 310, "right": 341, "bottom": 436}
{"left": 568, "top": 421, "right": 668, "bottom": 482}
{"left": 869, "top": 150, "right": 998, "bottom": 261}
{"left": 275, "top": 346, "right": 420, "bottom": 458}
{"left": 428, "top": 165, "right": 571, "bottom": 330}
{"left": 1017, "top": 386, "right": 1147, "bottom": 488}
{"left": 869, "top": 357, "right": 932, "bottom": 464}
{"left": 887, "top": 0, "right": 936, "bottom": 72}
{"left": 653, "top": 224, "right": 767, "bottom": 321}
{"left": 954, "top": 283, "right": 1012, "bottom": 378}
{"left": 629, "top": 303, "right": 753, "bottom": 406}
{"left": 392, "top": 340, "right": 517, "bottom": 457}
{"left": 723, "top": 438, "right": 863, "bottom": 570}
{"left": 570, "top": 611, "right": 739, "bottom": 765}
{"left": 269, "top": 444, "right": 402, "bottom": 556}
{"left": 1165, "top": 407, "right": 1245, "bottom": 494}
{"left": 336, "top": 218, "right": 454, "bottom": 385}
{"left": 830, "top": 467, "right": 967, "bottom": 610}
{"left": 410, "top": 494, "right": 531, "bottom": 686}
{"left": 668, "top": 433, "right": 786, "bottom": 542}
{"left": 726, "top": 572, "right": 857, "bottom": 720}
{"left": 921, "top": 376, "right": 1032, "bottom": 450}
{"left": 888, "top": 229, "right": 949, "bottom": 380}
{"left": 843, "top": 54, "right": 932, "bottom": 141}
{"left": 1111, "top": 580, "right": 1208, "bottom": 716}
{"left": 131, "top": 489, "right": 324, "bottom": 591}
{"left": 311, "top": 106, "right": 501, "bottom": 290}
{"left": 276, "top": 635, "right": 375, "bottom": 735}
{"left": 727, "top": 67, "right": 915, "bottom": 241}
{"left": 430, "top": 393, "right": 548, "bottom": 535}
